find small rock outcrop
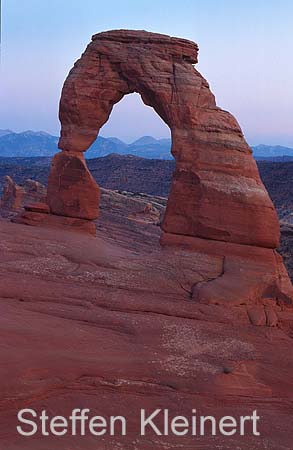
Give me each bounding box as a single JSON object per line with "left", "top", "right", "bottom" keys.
{"left": 0, "top": 176, "right": 46, "bottom": 215}
{"left": 0, "top": 176, "right": 24, "bottom": 211}
{"left": 1, "top": 208, "right": 293, "bottom": 449}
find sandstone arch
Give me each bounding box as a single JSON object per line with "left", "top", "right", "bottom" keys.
{"left": 47, "top": 29, "right": 279, "bottom": 248}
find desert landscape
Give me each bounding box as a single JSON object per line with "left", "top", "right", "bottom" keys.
{"left": 0, "top": 21, "right": 293, "bottom": 450}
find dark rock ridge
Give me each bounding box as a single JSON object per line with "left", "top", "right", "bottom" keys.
{"left": 280, "top": 223, "right": 293, "bottom": 281}
{"left": 0, "top": 155, "right": 292, "bottom": 224}
{"left": 257, "top": 161, "right": 293, "bottom": 223}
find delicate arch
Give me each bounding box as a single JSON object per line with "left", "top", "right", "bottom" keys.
{"left": 47, "top": 29, "right": 279, "bottom": 248}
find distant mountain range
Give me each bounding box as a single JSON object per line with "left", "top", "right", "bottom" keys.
{"left": 0, "top": 129, "right": 13, "bottom": 137}
{"left": 0, "top": 129, "right": 293, "bottom": 160}
{"left": 0, "top": 131, "right": 59, "bottom": 157}
{"left": 252, "top": 145, "right": 293, "bottom": 161}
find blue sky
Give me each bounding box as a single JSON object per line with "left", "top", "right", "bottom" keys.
{"left": 0, "top": 0, "right": 292, "bottom": 145}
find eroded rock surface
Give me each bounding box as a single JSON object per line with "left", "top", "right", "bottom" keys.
{"left": 6, "top": 173, "right": 293, "bottom": 310}
{"left": 1, "top": 211, "right": 293, "bottom": 449}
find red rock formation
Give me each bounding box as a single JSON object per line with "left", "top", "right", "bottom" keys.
{"left": 0, "top": 176, "right": 25, "bottom": 210}
{"left": 47, "top": 152, "right": 100, "bottom": 220}
{"left": 0, "top": 176, "right": 46, "bottom": 214}
{"left": 128, "top": 201, "right": 162, "bottom": 224}
{"left": 52, "top": 29, "right": 279, "bottom": 248}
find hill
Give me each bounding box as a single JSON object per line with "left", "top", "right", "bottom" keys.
{"left": 252, "top": 144, "right": 293, "bottom": 159}
{"left": 0, "top": 129, "right": 13, "bottom": 137}
{"left": 0, "top": 131, "right": 58, "bottom": 157}
{"left": 0, "top": 131, "right": 119, "bottom": 158}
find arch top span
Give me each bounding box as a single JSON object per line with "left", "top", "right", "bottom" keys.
{"left": 50, "top": 29, "right": 280, "bottom": 250}
{"left": 58, "top": 29, "right": 212, "bottom": 154}
{"left": 92, "top": 29, "right": 199, "bottom": 63}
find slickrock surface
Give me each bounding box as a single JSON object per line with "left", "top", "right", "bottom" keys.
{"left": 51, "top": 29, "right": 279, "bottom": 248}
{"left": 2, "top": 175, "right": 292, "bottom": 284}
{"left": 1, "top": 208, "right": 293, "bottom": 449}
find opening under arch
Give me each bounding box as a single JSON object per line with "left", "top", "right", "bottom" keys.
{"left": 84, "top": 92, "right": 174, "bottom": 227}
{"left": 85, "top": 93, "right": 172, "bottom": 160}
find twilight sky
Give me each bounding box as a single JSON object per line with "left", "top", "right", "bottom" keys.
{"left": 0, "top": 0, "right": 292, "bottom": 145}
